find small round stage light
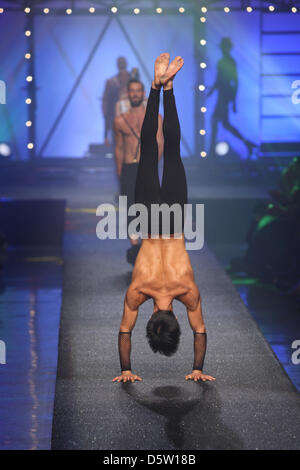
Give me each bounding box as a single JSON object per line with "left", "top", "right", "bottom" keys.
{"left": 89, "top": 7, "right": 95, "bottom": 14}
{"left": 200, "top": 62, "right": 206, "bottom": 69}
{"left": 156, "top": 8, "right": 163, "bottom": 14}
{"left": 200, "top": 16, "right": 206, "bottom": 22}
{"left": 216, "top": 141, "right": 229, "bottom": 156}
{"left": 111, "top": 7, "right": 118, "bottom": 13}
{"left": 27, "top": 143, "right": 34, "bottom": 149}
{"left": 200, "top": 39, "right": 206, "bottom": 46}
{"left": 26, "top": 121, "right": 32, "bottom": 127}
{"left": 179, "top": 7, "right": 185, "bottom": 13}
{"left": 26, "top": 75, "right": 33, "bottom": 82}
{"left": 0, "top": 8, "right": 4, "bottom": 14}
{"left": 291, "top": 7, "right": 297, "bottom": 12}
{"left": 246, "top": 6, "right": 253, "bottom": 12}
{"left": 201, "top": 106, "right": 207, "bottom": 113}
{"left": 0, "top": 143, "right": 12, "bottom": 158}
{"left": 25, "top": 30, "right": 31, "bottom": 36}
{"left": 201, "top": 151, "right": 207, "bottom": 158}
{"left": 24, "top": 7, "right": 31, "bottom": 13}
{"left": 66, "top": 8, "right": 72, "bottom": 15}
{"left": 269, "top": 5, "right": 275, "bottom": 11}
{"left": 43, "top": 8, "right": 50, "bottom": 14}
{"left": 199, "top": 129, "right": 206, "bottom": 135}
{"left": 224, "top": 7, "right": 230, "bottom": 13}
{"left": 201, "top": 7, "right": 207, "bottom": 13}
{"left": 198, "top": 85, "right": 205, "bottom": 91}
{"left": 133, "top": 8, "right": 140, "bottom": 14}
{"left": 25, "top": 98, "right": 32, "bottom": 104}
{"left": 25, "top": 53, "right": 31, "bottom": 59}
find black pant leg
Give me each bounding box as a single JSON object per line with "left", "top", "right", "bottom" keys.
{"left": 160, "top": 89, "right": 187, "bottom": 206}
{"left": 134, "top": 87, "right": 161, "bottom": 206}
{"left": 160, "top": 89, "right": 187, "bottom": 233}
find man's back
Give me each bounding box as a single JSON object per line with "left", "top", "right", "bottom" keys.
{"left": 130, "top": 237, "right": 196, "bottom": 311}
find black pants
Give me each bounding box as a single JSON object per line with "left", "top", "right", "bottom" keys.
{"left": 120, "top": 162, "right": 139, "bottom": 236}
{"left": 134, "top": 87, "right": 187, "bottom": 235}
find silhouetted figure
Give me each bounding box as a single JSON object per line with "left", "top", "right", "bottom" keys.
{"left": 207, "top": 37, "right": 256, "bottom": 158}
{"left": 102, "top": 56, "right": 131, "bottom": 145}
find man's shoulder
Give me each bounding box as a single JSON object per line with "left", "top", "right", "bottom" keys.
{"left": 126, "top": 283, "right": 150, "bottom": 309}
{"left": 114, "top": 114, "right": 124, "bottom": 128}
{"left": 176, "top": 282, "right": 199, "bottom": 309}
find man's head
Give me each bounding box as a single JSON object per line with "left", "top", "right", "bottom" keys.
{"left": 219, "top": 37, "right": 233, "bottom": 55}
{"left": 146, "top": 310, "right": 181, "bottom": 356}
{"left": 127, "top": 79, "right": 144, "bottom": 107}
{"left": 117, "top": 56, "right": 127, "bottom": 71}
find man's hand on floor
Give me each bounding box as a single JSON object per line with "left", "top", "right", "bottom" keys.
{"left": 185, "top": 370, "right": 216, "bottom": 382}
{"left": 112, "top": 371, "right": 142, "bottom": 383}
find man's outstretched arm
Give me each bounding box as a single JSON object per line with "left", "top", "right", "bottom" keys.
{"left": 184, "top": 287, "right": 216, "bottom": 382}
{"left": 112, "top": 289, "right": 146, "bottom": 383}
{"left": 114, "top": 116, "right": 124, "bottom": 178}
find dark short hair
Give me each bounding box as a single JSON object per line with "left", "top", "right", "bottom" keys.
{"left": 127, "top": 79, "right": 144, "bottom": 92}
{"left": 146, "top": 310, "right": 181, "bottom": 356}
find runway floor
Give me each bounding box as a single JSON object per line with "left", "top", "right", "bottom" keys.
{"left": 1, "top": 163, "right": 299, "bottom": 449}
{"left": 51, "top": 210, "right": 300, "bottom": 450}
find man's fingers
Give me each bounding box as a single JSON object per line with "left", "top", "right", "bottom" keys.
{"left": 185, "top": 373, "right": 216, "bottom": 382}
{"left": 203, "top": 375, "right": 216, "bottom": 381}
{"left": 113, "top": 374, "right": 143, "bottom": 383}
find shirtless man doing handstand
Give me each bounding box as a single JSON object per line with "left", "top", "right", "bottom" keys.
{"left": 112, "top": 53, "right": 216, "bottom": 384}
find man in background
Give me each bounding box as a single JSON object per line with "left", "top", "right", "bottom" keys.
{"left": 207, "top": 37, "right": 256, "bottom": 158}
{"left": 102, "top": 56, "right": 131, "bottom": 146}
{"left": 114, "top": 79, "right": 164, "bottom": 265}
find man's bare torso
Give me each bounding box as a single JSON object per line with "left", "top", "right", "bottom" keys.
{"left": 128, "top": 236, "right": 198, "bottom": 312}
{"left": 116, "top": 108, "right": 145, "bottom": 163}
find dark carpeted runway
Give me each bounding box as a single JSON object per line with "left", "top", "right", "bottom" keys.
{"left": 51, "top": 212, "right": 300, "bottom": 450}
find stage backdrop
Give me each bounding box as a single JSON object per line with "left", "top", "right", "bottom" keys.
{"left": 34, "top": 14, "right": 195, "bottom": 158}
{"left": 1, "top": 9, "right": 300, "bottom": 160}
{"left": 205, "top": 11, "right": 300, "bottom": 159}
{"left": 0, "top": 12, "right": 27, "bottom": 161}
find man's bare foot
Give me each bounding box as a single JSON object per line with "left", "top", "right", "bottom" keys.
{"left": 161, "top": 56, "right": 184, "bottom": 90}
{"left": 152, "top": 52, "right": 170, "bottom": 90}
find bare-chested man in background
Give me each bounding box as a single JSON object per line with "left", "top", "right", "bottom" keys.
{"left": 113, "top": 53, "right": 216, "bottom": 384}
{"left": 114, "top": 79, "right": 164, "bottom": 264}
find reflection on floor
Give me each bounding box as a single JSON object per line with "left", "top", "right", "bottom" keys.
{"left": 210, "top": 242, "right": 300, "bottom": 392}
{"left": 0, "top": 247, "right": 63, "bottom": 450}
